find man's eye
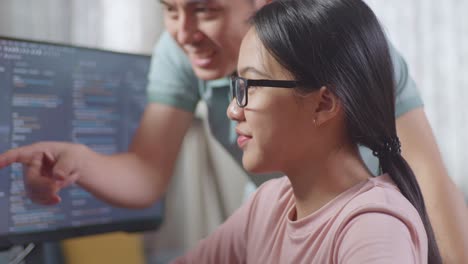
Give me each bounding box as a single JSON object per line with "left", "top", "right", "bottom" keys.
{"left": 194, "top": 6, "right": 220, "bottom": 15}
{"left": 194, "top": 7, "right": 209, "bottom": 12}
{"left": 163, "top": 6, "right": 178, "bottom": 18}
{"left": 165, "top": 6, "right": 176, "bottom": 13}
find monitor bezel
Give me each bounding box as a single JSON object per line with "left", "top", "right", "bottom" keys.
{"left": 0, "top": 35, "right": 151, "bottom": 58}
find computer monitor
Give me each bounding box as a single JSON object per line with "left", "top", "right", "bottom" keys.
{"left": 0, "top": 36, "right": 164, "bottom": 249}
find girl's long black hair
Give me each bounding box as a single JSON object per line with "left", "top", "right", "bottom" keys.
{"left": 252, "top": 0, "right": 441, "bottom": 263}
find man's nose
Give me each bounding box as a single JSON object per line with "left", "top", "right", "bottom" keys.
{"left": 176, "top": 15, "right": 199, "bottom": 45}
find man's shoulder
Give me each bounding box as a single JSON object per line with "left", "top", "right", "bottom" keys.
{"left": 147, "top": 31, "right": 201, "bottom": 111}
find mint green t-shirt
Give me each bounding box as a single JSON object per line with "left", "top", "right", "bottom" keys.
{"left": 147, "top": 32, "right": 423, "bottom": 186}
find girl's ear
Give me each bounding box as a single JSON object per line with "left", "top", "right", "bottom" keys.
{"left": 313, "top": 86, "right": 341, "bottom": 126}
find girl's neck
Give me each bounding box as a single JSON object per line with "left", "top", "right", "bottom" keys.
{"left": 286, "top": 144, "right": 372, "bottom": 220}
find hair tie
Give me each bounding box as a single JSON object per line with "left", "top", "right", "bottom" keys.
{"left": 372, "top": 136, "right": 401, "bottom": 158}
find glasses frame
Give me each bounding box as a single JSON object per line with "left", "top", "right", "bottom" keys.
{"left": 230, "top": 75, "right": 302, "bottom": 107}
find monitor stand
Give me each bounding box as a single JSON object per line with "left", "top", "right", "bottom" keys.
{"left": 0, "top": 242, "right": 64, "bottom": 264}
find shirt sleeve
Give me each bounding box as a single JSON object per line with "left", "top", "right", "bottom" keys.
{"left": 389, "top": 42, "right": 424, "bottom": 117}
{"left": 171, "top": 193, "right": 255, "bottom": 264}
{"left": 335, "top": 212, "right": 423, "bottom": 264}
{"left": 146, "top": 31, "right": 200, "bottom": 112}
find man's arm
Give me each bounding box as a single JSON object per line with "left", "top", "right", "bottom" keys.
{"left": 77, "top": 103, "right": 194, "bottom": 208}
{"left": 0, "top": 103, "right": 193, "bottom": 208}
{"left": 397, "top": 107, "right": 468, "bottom": 263}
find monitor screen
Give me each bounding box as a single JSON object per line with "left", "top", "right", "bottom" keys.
{"left": 0, "top": 37, "right": 163, "bottom": 248}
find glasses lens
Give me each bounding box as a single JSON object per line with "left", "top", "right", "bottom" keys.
{"left": 236, "top": 78, "right": 247, "bottom": 107}
{"left": 229, "top": 76, "right": 236, "bottom": 102}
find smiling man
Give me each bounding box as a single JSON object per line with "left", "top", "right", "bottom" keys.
{"left": 158, "top": 0, "right": 257, "bottom": 80}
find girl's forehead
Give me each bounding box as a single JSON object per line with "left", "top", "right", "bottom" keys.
{"left": 239, "top": 29, "right": 290, "bottom": 79}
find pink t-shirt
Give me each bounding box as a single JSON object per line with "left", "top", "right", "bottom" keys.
{"left": 173, "top": 174, "right": 428, "bottom": 264}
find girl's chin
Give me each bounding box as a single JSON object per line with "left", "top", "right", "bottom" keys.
{"left": 242, "top": 157, "right": 272, "bottom": 174}
{"left": 242, "top": 160, "right": 259, "bottom": 174}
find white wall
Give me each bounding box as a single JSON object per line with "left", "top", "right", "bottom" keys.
{"left": 0, "top": 0, "right": 163, "bottom": 54}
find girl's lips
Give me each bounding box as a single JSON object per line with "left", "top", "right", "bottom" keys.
{"left": 237, "top": 135, "right": 252, "bottom": 148}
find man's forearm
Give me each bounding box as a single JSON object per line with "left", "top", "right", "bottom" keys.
{"left": 76, "top": 147, "right": 170, "bottom": 208}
